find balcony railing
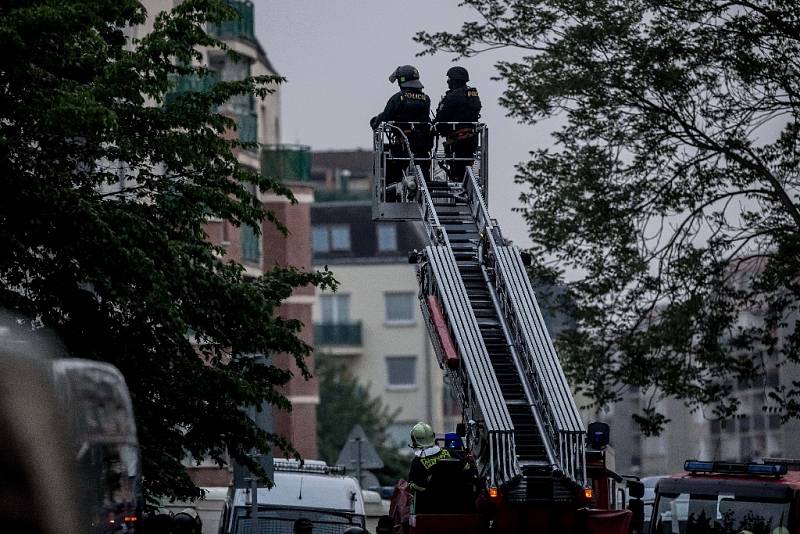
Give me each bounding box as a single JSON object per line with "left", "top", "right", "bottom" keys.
{"left": 164, "top": 72, "right": 217, "bottom": 104}
{"left": 208, "top": 0, "right": 255, "bottom": 42}
{"left": 314, "top": 322, "right": 363, "bottom": 346}
{"left": 262, "top": 144, "right": 312, "bottom": 181}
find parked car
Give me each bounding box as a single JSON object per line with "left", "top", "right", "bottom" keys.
{"left": 220, "top": 459, "right": 366, "bottom": 534}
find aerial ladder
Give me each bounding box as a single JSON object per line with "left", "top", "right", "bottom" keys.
{"left": 372, "top": 122, "right": 640, "bottom": 532}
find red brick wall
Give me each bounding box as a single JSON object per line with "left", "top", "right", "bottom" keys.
{"left": 262, "top": 184, "right": 318, "bottom": 460}
{"left": 201, "top": 183, "right": 318, "bottom": 468}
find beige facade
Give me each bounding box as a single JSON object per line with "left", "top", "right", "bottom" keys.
{"left": 314, "top": 263, "right": 457, "bottom": 445}
{"left": 311, "top": 201, "right": 461, "bottom": 454}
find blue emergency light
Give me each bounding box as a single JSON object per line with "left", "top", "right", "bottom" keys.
{"left": 684, "top": 460, "right": 787, "bottom": 476}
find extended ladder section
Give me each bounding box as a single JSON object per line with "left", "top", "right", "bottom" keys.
{"left": 373, "top": 123, "right": 586, "bottom": 503}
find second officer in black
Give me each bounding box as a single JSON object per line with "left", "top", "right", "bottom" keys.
{"left": 370, "top": 65, "right": 432, "bottom": 196}
{"left": 433, "top": 66, "right": 482, "bottom": 181}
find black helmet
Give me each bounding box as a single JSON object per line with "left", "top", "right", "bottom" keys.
{"left": 446, "top": 66, "right": 469, "bottom": 82}
{"left": 389, "top": 65, "right": 423, "bottom": 89}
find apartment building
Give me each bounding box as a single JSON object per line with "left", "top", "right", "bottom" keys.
{"left": 311, "top": 201, "right": 461, "bottom": 452}
{"left": 597, "top": 262, "right": 800, "bottom": 476}
{"left": 134, "top": 1, "right": 317, "bottom": 487}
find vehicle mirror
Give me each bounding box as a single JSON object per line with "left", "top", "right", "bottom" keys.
{"left": 627, "top": 479, "right": 645, "bottom": 499}
{"left": 456, "top": 423, "right": 466, "bottom": 437}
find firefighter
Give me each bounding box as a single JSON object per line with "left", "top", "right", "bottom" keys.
{"left": 407, "top": 422, "right": 478, "bottom": 515}
{"left": 370, "top": 65, "right": 432, "bottom": 198}
{"left": 433, "top": 66, "right": 482, "bottom": 182}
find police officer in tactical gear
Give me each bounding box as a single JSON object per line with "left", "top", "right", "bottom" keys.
{"left": 433, "top": 66, "right": 482, "bottom": 182}
{"left": 370, "top": 65, "right": 432, "bottom": 198}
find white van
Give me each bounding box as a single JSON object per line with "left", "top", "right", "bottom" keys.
{"left": 220, "top": 459, "right": 366, "bottom": 534}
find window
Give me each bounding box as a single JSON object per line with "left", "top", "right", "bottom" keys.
{"left": 320, "top": 294, "right": 350, "bottom": 324}
{"left": 385, "top": 292, "right": 415, "bottom": 324}
{"left": 377, "top": 224, "right": 398, "bottom": 252}
{"left": 739, "top": 416, "right": 750, "bottom": 433}
{"left": 240, "top": 182, "right": 260, "bottom": 263}
{"left": 330, "top": 225, "right": 350, "bottom": 250}
{"left": 312, "top": 225, "right": 351, "bottom": 253}
{"left": 753, "top": 414, "right": 765, "bottom": 430}
{"left": 241, "top": 224, "right": 260, "bottom": 263}
{"left": 766, "top": 368, "right": 780, "bottom": 387}
{"left": 386, "top": 356, "right": 416, "bottom": 388}
{"left": 312, "top": 226, "right": 329, "bottom": 252}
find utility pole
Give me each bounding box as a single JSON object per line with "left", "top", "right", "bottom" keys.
{"left": 354, "top": 436, "right": 362, "bottom": 487}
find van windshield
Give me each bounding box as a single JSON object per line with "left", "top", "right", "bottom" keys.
{"left": 653, "top": 492, "right": 790, "bottom": 534}
{"left": 233, "top": 506, "right": 366, "bottom": 534}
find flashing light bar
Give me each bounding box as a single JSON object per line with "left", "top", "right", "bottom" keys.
{"left": 684, "top": 460, "right": 787, "bottom": 476}
{"left": 273, "top": 460, "right": 347, "bottom": 476}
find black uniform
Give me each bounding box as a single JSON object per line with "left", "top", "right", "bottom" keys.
{"left": 370, "top": 88, "right": 432, "bottom": 190}
{"left": 434, "top": 84, "right": 482, "bottom": 181}
{"left": 408, "top": 447, "right": 478, "bottom": 515}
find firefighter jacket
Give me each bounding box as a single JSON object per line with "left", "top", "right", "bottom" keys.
{"left": 408, "top": 445, "right": 452, "bottom": 492}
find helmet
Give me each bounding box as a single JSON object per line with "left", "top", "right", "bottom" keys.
{"left": 446, "top": 66, "right": 469, "bottom": 82}
{"left": 389, "top": 65, "right": 423, "bottom": 89}
{"left": 410, "top": 422, "right": 435, "bottom": 448}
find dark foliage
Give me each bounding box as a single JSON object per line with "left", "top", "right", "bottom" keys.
{"left": 417, "top": 1, "right": 799, "bottom": 432}
{"left": 316, "top": 356, "right": 408, "bottom": 485}
{"left": 0, "top": 0, "right": 334, "bottom": 501}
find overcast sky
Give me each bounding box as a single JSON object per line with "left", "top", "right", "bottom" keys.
{"left": 254, "top": 0, "right": 558, "bottom": 247}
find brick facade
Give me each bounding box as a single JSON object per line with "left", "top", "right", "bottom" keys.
{"left": 261, "top": 184, "right": 318, "bottom": 459}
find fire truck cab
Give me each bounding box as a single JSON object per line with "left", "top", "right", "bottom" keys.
{"left": 649, "top": 460, "right": 800, "bottom": 533}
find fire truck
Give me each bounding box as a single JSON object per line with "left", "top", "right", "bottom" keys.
{"left": 649, "top": 459, "right": 799, "bottom": 533}
{"left": 372, "top": 122, "right": 644, "bottom": 533}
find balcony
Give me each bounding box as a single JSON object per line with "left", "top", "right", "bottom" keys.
{"left": 164, "top": 72, "right": 217, "bottom": 105}
{"left": 236, "top": 112, "right": 258, "bottom": 145}
{"left": 314, "top": 322, "right": 363, "bottom": 350}
{"left": 208, "top": 0, "right": 255, "bottom": 42}
{"left": 262, "top": 144, "right": 312, "bottom": 182}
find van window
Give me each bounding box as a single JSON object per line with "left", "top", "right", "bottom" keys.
{"left": 653, "top": 492, "right": 789, "bottom": 534}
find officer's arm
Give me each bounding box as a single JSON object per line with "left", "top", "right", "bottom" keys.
{"left": 371, "top": 94, "right": 401, "bottom": 130}
{"left": 433, "top": 93, "right": 454, "bottom": 125}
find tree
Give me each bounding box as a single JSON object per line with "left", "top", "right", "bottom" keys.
{"left": 316, "top": 356, "right": 407, "bottom": 485}
{"left": 417, "top": 1, "right": 800, "bottom": 433}
{"left": 0, "top": 0, "right": 334, "bottom": 501}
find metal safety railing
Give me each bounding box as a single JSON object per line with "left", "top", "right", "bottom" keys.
{"left": 378, "top": 124, "right": 520, "bottom": 487}
{"left": 372, "top": 122, "right": 586, "bottom": 491}
{"left": 463, "top": 166, "right": 587, "bottom": 488}
{"left": 371, "top": 122, "right": 488, "bottom": 220}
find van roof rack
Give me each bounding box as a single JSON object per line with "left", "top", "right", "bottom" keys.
{"left": 273, "top": 458, "right": 347, "bottom": 476}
